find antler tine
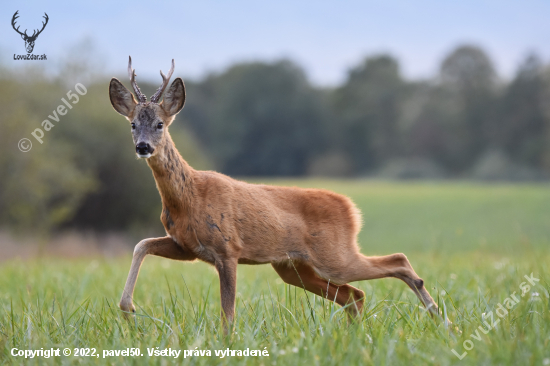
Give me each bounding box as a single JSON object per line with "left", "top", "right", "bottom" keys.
{"left": 127, "top": 56, "right": 147, "bottom": 104}
{"left": 35, "top": 13, "right": 49, "bottom": 36}
{"left": 150, "top": 59, "right": 175, "bottom": 103}
{"left": 11, "top": 11, "right": 26, "bottom": 36}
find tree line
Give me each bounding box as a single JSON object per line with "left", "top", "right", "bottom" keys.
{"left": 1, "top": 44, "right": 549, "bottom": 233}
{"left": 183, "top": 45, "right": 550, "bottom": 179}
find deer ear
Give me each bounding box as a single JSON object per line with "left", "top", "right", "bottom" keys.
{"left": 109, "top": 78, "right": 137, "bottom": 117}
{"left": 162, "top": 78, "right": 186, "bottom": 117}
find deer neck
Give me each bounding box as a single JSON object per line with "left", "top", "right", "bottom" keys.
{"left": 146, "top": 132, "right": 194, "bottom": 213}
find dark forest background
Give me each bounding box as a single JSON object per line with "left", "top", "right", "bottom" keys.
{"left": 1, "top": 44, "right": 550, "bottom": 234}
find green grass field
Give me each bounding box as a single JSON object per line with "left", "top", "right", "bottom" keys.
{"left": 1, "top": 181, "right": 549, "bottom": 365}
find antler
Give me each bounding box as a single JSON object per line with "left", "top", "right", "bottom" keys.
{"left": 150, "top": 59, "right": 175, "bottom": 103}
{"left": 31, "top": 13, "right": 49, "bottom": 39}
{"left": 11, "top": 11, "right": 27, "bottom": 37}
{"left": 127, "top": 56, "right": 147, "bottom": 104}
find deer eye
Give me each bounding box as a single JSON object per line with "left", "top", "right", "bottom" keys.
{"left": 157, "top": 122, "right": 164, "bottom": 130}
{"left": 131, "top": 123, "right": 136, "bottom": 130}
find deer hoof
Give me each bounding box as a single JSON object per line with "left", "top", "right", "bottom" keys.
{"left": 119, "top": 300, "right": 136, "bottom": 315}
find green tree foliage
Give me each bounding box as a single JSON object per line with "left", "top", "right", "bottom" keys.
{"left": 438, "top": 45, "right": 498, "bottom": 171}
{"left": 0, "top": 72, "right": 96, "bottom": 233}
{"left": 332, "top": 55, "right": 406, "bottom": 173}
{"left": 185, "top": 61, "right": 329, "bottom": 176}
{"left": 0, "top": 66, "right": 212, "bottom": 234}
{"left": 494, "top": 55, "right": 548, "bottom": 167}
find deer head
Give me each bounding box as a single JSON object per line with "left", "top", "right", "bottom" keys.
{"left": 12, "top": 11, "right": 49, "bottom": 54}
{"left": 109, "top": 57, "right": 186, "bottom": 158}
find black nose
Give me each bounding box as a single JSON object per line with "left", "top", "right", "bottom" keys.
{"left": 136, "top": 142, "right": 152, "bottom": 155}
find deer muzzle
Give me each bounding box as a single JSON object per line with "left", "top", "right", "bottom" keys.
{"left": 136, "top": 142, "right": 154, "bottom": 158}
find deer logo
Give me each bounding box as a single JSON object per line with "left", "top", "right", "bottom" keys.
{"left": 12, "top": 11, "right": 49, "bottom": 54}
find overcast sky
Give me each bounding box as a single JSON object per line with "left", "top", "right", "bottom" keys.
{"left": 2, "top": 0, "right": 549, "bottom": 85}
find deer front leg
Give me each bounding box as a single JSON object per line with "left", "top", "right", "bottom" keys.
{"left": 119, "top": 236, "right": 196, "bottom": 315}
{"left": 215, "top": 258, "right": 238, "bottom": 334}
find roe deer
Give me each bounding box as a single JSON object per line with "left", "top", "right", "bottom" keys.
{"left": 109, "top": 57, "right": 443, "bottom": 331}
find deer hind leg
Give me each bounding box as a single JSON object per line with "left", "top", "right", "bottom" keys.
{"left": 272, "top": 262, "right": 365, "bottom": 317}
{"left": 338, "top": 253, "right": 440, "bottom": 317}
{"left": 119, "top": 236, "right": 196, "bottom": 315}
